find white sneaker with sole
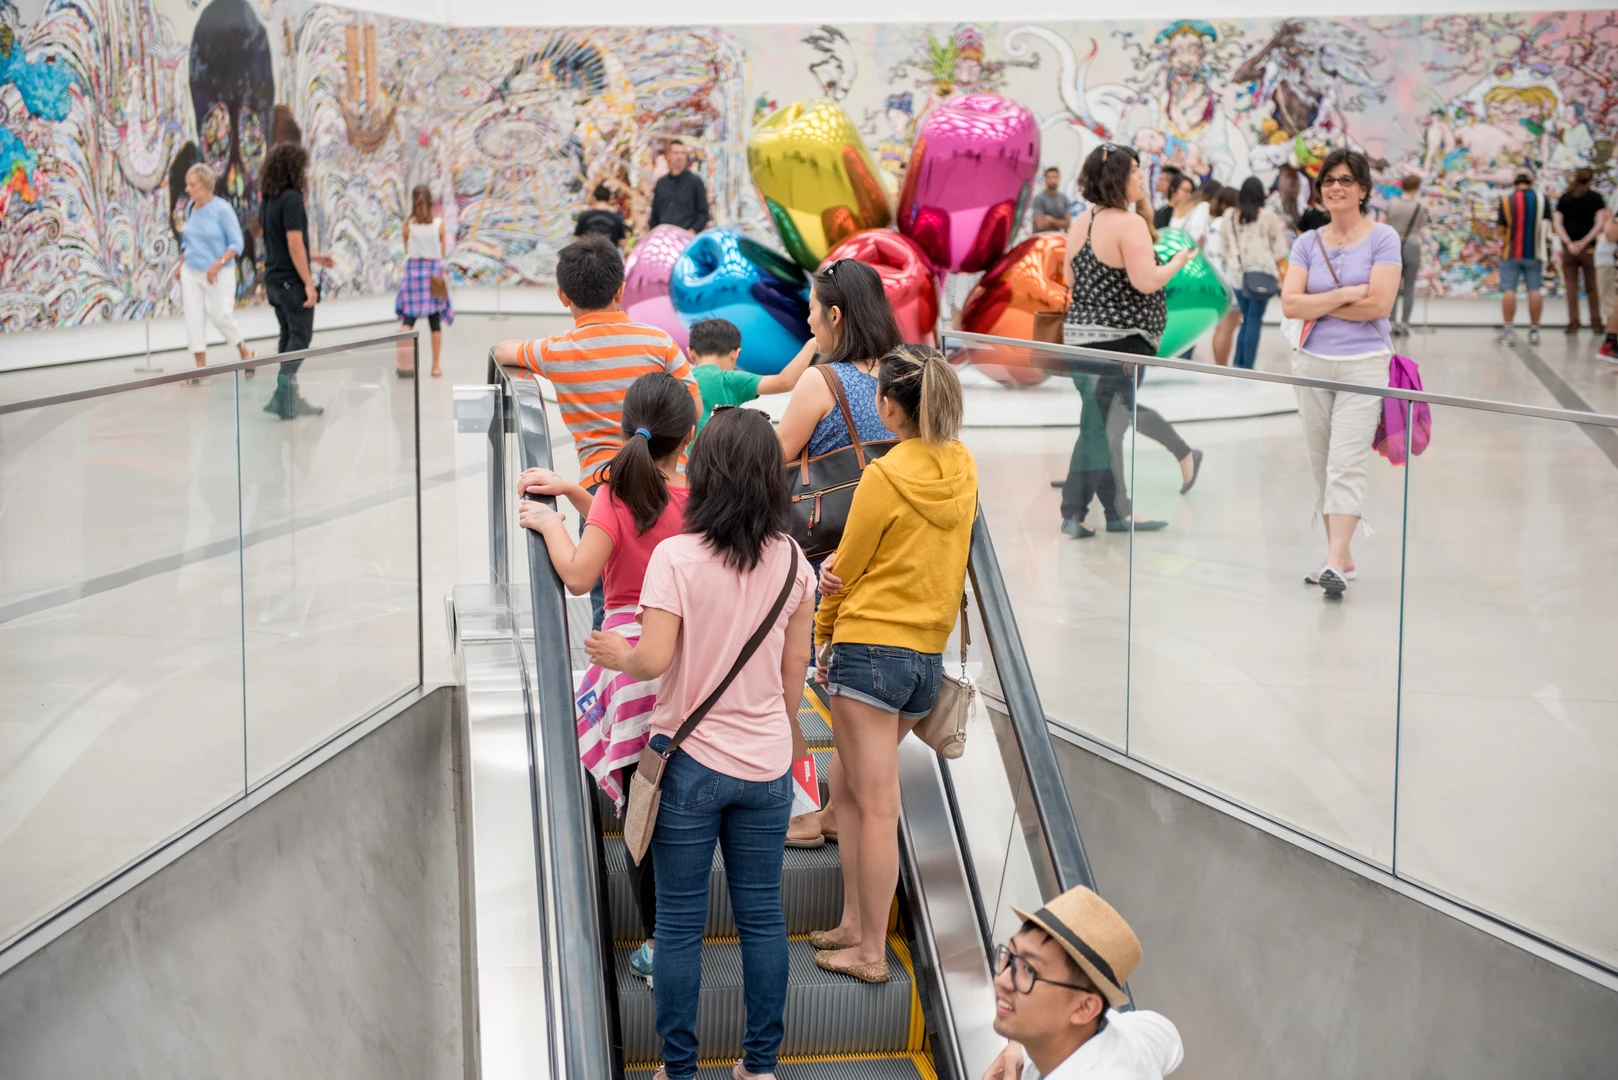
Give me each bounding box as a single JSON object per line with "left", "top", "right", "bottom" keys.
{"left": 1316, "top": 565, "right": 1348, "bottom": 599}
{"left": 1305, "top": 564, "right": 1357, "bottom": 585}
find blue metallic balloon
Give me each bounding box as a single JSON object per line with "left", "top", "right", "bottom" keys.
{"left": 669, "top": 229, "right": 812, "bottom": 375}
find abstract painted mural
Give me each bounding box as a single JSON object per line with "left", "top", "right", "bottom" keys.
{"left": 2, "top": 5, "right": 1616, "bottom": 331}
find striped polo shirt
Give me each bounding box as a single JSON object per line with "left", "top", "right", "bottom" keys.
{"left": 518, "top": 311, "right": 700, "bottom": 477}
{"left": 1497, "top": 189, "right": 1550, "bottom": 262}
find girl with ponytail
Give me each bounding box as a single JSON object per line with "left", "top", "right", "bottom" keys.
{"left": 809, "top": 345, "right": 977, "bottom": 984}
{"left": 517, "top": 371, "right": 697, "bottom": 985}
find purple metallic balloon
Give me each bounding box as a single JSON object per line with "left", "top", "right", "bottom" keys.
{"left": 897, "top": 95, "right": 1041, "bottom": 274}
{"left": 623, "top": 225, "right": 696, "bottom": 349}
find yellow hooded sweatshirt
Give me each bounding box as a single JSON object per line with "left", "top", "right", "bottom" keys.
{"left": 814, "top": 438, "right": 978, "bottom": 654}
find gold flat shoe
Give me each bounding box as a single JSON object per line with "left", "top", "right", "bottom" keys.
{"left": 807, "top": 929, "right": 858, "bottom": 951}
{"left": 814, "top": 949, "right": 889, "bottom": 983}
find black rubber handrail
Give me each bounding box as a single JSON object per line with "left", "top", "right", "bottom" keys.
{"left": 494, "top": 360, "right": 616, "bottom": 1079}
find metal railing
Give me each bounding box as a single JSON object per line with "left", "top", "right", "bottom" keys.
{"left": 485, "top": 353, "right": 616, "bottom": 1078}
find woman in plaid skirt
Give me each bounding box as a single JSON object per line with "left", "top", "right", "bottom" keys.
{"left": 394, "top": 184, "right": 453, "bottom": 377}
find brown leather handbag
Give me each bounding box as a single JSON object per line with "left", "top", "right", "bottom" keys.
{"left": 622, "top": 551, "right": 800, "bottom": 865}
{"left": 785, "top": 364, "right": 898, "bottom": 559}
{"left": 428, "top": 273, "right": 449, "bottom": 300}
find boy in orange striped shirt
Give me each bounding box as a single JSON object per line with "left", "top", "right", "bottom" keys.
{"left": 495, "top": 235, "right": 701, "bottom": 626}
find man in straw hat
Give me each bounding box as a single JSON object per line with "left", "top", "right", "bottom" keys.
{"left": 983, "top": 885, "right": 1182, "bottom": 1079}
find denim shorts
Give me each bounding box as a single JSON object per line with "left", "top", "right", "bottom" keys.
{"left": 1498, "top": 257, "right": 1543, "bottom": 293}
{"left": 826, "top": 642, "right": 943, "bottom": 720}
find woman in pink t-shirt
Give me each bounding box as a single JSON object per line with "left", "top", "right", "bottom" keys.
{"left": 519, "top": 372, "right": 696, "bottom": 985}
{"left": 584, "top": 407, "right": 815, "bottom": 1080}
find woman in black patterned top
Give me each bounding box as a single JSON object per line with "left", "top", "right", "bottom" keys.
{"left": 1058, "top": 144, "right": 1201, "bottom": 537}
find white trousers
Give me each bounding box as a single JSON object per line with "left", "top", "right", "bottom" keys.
{"left": 181, "top": 264, "right": 244, "bottom": 355}
{"left": 1292, "top": 349, "right": 1390, "bottom": 519}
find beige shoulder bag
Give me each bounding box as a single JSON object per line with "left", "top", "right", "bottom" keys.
{"left": 622, "top": 551, "right": 800, "bottom": 865}
{"left": 911, "top": 592, "right": 974, "bottom": 759}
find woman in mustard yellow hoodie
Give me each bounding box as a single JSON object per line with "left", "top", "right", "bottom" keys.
{"left": 810, "top": 344, "right": 978, "bottom": 984}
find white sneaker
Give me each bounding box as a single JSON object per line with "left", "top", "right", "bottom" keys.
{"left": 1494, "top": 326, "right": 1515, "bottom": 343}
{"left": 1316, "top": 565, "right": 1348, "bottom": 599}
{"left": 1528, "top": 327, "right": 1541, "bottom": 345}
{"left": 1305, "top": 563, "right": 1357, "bottom": 585}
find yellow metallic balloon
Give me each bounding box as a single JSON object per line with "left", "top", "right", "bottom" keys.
{"left": 749, "top": 99, "right": 892, "bottom": 270}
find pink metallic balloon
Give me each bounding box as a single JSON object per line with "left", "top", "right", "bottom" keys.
{"left": 958, "top": 233, "right": 1067, "bottom": 387}
{"left": 622, "top": 225, "right": 696, "bottom": 350}
{"left": 898, "top": 94, "right": 1041, "bottom": 274}
{"left": 822, "top": 230, "right": 940, "bottom": 346}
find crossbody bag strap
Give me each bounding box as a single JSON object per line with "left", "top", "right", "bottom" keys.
{"left": 657, "top": 547, "right": 799, "bottom": 761}
{"left": 1314, "top": 228, "right": 1342, "bottom": 288}
{"left": 819, "top": 362, "right": 869, "bottom": 469}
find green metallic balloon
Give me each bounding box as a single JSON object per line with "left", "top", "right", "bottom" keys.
{"left": 1153, "top": 227, "right": 1232, "bottom": 358}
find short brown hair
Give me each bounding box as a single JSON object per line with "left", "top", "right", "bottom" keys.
{"left": 1569, "top": 167, "right": 1594, "bottom": 196}
{"left": 1402, "top": 175, "right": 1422, "bottom": 194}
{"left": 1078, "top": 144, "right": 1138, "bottom": 211}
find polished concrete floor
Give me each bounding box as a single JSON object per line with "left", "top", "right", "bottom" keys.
{"left": 2, "top": 316, "right": 1614, "bottom": 971}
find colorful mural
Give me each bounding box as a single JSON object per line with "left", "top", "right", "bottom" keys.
{"left": 2, "top": 6, "right": 1616, "bottom": 331}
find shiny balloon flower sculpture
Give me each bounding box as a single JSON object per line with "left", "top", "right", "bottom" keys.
{"left": 668, "top": 229, "right": 811, "bottom": 376}
{"left": 622, "top": 225, "right": 697, "bottom": 351}
{"left": 1152, "top": 228, "right": 1231, "bottom": 358}
{"left": 821, "top": 230, "right": 939, "bottom": 345}
{"left": 748, "top": 98, "right": 893, "bottom": 270}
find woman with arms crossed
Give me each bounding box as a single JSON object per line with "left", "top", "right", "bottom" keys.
{"left": 1280, "top": 149, "right": 1401, "bottom": 600}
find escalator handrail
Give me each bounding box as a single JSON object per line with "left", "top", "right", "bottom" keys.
{"left": 968, "top": 511, "right": 1099, "bottom": 895}
{"left": 497, "top": 362, "right": 616, "bottom": 1079}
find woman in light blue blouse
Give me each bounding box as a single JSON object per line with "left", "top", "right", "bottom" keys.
{"left": 180, "top": 163, "right": 255, "bottom": 377}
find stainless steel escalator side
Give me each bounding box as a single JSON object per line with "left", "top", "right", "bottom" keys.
{"left": 967, "top": 513, "right": 1100, "bottom": 899}
{"left": 492, "top": 359, "right": 617, "bottom": 1079}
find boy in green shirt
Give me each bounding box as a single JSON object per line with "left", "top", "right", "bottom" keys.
{"left": 688, "top": 317, "right": 815, "bottom": 432}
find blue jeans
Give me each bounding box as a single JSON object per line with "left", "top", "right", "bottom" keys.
{"left": 826, "top": 642, "right": 943, "bottom": 720}
{"left": 649, "top": 734, "right": 793, "bottom": 1078}
{"left": 1234, "top": 290, "right": 1270, "bottom": 370}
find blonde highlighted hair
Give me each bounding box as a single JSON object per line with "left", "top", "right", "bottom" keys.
{"left": 877, "top": 345, "right": 963, "bottom": 445}
{"left": 185, "top": 162, "right": 217, "bottom": 189}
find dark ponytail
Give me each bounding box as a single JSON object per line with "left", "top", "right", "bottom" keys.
{"left": 878, "top": 344, "right": 963, "bottom": 445}
{"left": 599, "top": 373, "right": 696, "bottom": 534}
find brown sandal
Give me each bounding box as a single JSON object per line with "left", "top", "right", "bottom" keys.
{"left": 814, "top": 949, "right": 889, "bottom": 984}
{"left": 807, "top": 928, "right": 858, "bottom": 951}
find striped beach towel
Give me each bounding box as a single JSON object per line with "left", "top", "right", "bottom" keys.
{"left": 576, "top": 607, "right": 659, "bottom": 810}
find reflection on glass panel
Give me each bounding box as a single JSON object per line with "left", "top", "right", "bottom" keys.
{"left": 0, "top": 373, "right": 246, "bottom": 947}
{"left": 943, "top": 585, "right": 1046, "bottom": 948}
{"left": 1398, "top": 404, "right": 1618, "bottom": 967}
{"left": 241, "top": 350, "right": 420, "bottom": 783}
{"left": 1125, "top": 368, "right": 1402, "bottom": 867}
{"left": 957, "top": 341, "right": 1133, "bottom": 750}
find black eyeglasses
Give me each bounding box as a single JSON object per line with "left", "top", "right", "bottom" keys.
{"left": 710, "top": 404, "right": 772, "bottom": 422}
{"left": 993, "top": 944, "right": 1098, "bottom": 996}
{"left": 1318, "top": 174, "right": 1360, "bottom": 188}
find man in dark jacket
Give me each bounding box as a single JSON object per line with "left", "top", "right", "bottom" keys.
{"left": 648, "top": 140, "right": 710, "bottom": 232}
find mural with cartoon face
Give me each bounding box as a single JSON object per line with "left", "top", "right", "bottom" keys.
{"left": 5, "top": 8, "right": 1618, "bottom": 332}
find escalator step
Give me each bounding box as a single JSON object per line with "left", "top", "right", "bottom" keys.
{"left": 604, "top": 835, "right": 844, "bottom": 941}
{"left": 626, "top": 1056, "right": 933, "bottom": 1078}
{"left": 615, "top": 937, "right": 916, "bottom": 1063}
{"left": 798, "top": 691, "right": 835, "bottom": 749}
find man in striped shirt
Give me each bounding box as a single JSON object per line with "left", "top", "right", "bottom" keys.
{"left": 495, "top": 234, "right": 701, "bottom": 625}
{"left": 1495, "top": 172, "right": 1552, "bottom": 345}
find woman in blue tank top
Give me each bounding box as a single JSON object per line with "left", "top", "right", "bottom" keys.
{"left": 777, "top": 259, "right": 901, "bottom": 463}
{"left": 774, "top": 257, "right": 902, "bottom": 852}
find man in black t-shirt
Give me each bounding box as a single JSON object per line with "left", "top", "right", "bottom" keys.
{"left": 647, "top": 140, "right": 710, "bottom": 233}
{"left": 1555, "top": 167, "right": 1608, "bottom": 333}
{"left": 574, "top": 184, "right": 628, "bottom": 247}
{"left": 257, "top": 143, "right": 334, "bottom": 419}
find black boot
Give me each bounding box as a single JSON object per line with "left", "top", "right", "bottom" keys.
{"left": 289, "top": 376, "right": 322, "bottom": 418}
{"left": 264, "top": 375, "right": 290, "bottom": 416}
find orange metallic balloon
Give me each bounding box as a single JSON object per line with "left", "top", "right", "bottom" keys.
{"left": 958, "top": 233, "right": 1068, "bottom": 387}
{"left": 822, "top": 230, "right": 940, "bottom": 346}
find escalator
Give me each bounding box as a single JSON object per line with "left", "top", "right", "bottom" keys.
{"left": 470, "top": 362, "right": 1113, "bottom": 1080}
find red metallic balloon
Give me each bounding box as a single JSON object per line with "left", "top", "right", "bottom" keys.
{"left": 958, "top": 232, "right": 1069, "bottom": 387}
{"left": 822, "top": 230, "right": 940, "bottom": 345}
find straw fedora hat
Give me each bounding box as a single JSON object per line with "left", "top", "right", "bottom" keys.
{"left": 1012, "top": 886, "right": 1140, "bottom": 1008}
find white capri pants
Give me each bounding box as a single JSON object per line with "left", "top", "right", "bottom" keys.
{"left": 181, "top": 264, "right": 244, "bottom": 355}
{"left": 1292, "top": 349, "right": 1390, "bottom": 519}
